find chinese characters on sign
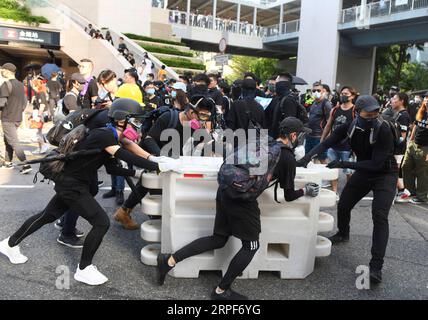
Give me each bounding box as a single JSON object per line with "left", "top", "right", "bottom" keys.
{"left": 0, "top": 25, "right": 60, "bottom": 46}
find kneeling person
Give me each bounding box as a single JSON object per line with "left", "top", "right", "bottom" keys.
{"left": 157, "top": 117, "right": 319, "bottom": 300}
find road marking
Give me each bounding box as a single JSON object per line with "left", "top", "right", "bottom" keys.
{"left": 0, "top": 185, "right": 35, "bottom": 189}
{"left": 362, "top": 197, "right": 373, "bottom": 201}
{"left": 99, "top": 187, "right": 132, "bottom": 191}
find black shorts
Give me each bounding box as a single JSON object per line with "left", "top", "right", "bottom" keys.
{"left": 213, "top": 189, "right": 261, "bottom": 242}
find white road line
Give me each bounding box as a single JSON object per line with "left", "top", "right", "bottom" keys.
{"left": 362, "top": 197, "right": 373, "bottom": 201}
{"left": 99, "top": 187, "right": 132, "bottom": 191}
{"left": 0, "top": 185, "right": 35, "bottom": 189}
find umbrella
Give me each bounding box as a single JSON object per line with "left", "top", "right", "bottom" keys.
{"left": 292, "top": 75, "right": 308, "bottom": 86}
{"left": 41, "top": 63, "right": 61, "bottom": 80}
{"left": 23, "top": 63, "right": 42, "bottom": 71}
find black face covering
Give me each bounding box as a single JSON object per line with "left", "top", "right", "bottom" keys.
{"left": 193, "top": 84, "right": 208, "bottom": 95}
{"left": 356, "top": 114, "right": 378, "bottom": 131}
{"left": 275, "top": 81, "right": 291, "bottom": 96}
{"left": 340, "top": 95, "right": 350, "bottom": 104}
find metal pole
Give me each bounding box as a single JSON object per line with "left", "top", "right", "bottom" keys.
{"left": 237, "top": 3, "right": 241, "bottom": 33}
{"left": 187, "top": 0, "right": 191, "bottom": 26}
{"left": 279, "top": 3, "right": 284, "bottom": 34}
{"left": 213, "top": 0, "right": 217, "bottom": 30}
{"left": 253, "top": 7, "right": 257, "bottom": 36}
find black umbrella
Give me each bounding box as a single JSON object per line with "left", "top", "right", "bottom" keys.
{"left": 23, "top": 63, "right": 42, "bottom": 70}
{"left": 292, "top": 75, "right": 308, "bottom": 86}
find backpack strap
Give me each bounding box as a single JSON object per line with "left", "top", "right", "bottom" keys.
{"left": 105, "top": 123, "right": 119, "bottom": 142}
{"left": 167, "top": 109, "right": 180, "bottom": 128}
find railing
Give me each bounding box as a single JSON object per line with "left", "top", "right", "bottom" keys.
{"left": 263, "top": 19, "right": 300, "bottom": 39}
{"left": 168, "top": 10, "right": 266, "bottom": 37}
{"left": 341, "top": 0, "right": 428, "bottom": 24}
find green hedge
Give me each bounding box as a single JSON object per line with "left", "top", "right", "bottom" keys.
{"left": 140, "top": 44, "right": 193, "bottom": 57}
{"left": 124, "top": 33, "right": 186, "bottom": 47}
{"left": 160, "top": 57, "right": 205, "bottom": 71}
{"left": 0, "top": 0, "right": 49, "bottom": 25}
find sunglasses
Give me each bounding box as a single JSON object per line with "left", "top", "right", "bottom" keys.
{"left": 312, "top": 89, "right": 322, "bottom": 93}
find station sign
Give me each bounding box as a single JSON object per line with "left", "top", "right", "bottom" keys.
{"left": 0, "top": 25, "right": 60, "bottom": 46}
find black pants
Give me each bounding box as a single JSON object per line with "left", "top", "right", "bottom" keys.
{"left": 337, "top": 170, "right": 398, "bottom": 271}
{"left": 9, "top": 183, "right": 110, "bottom": 269}
{"left": 173, "top": 236, "right": 259, "bottom": 290}
{"left": 123, "top": 179, "right": 161, "bottom": 210}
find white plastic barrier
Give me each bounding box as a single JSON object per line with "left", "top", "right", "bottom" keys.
{"left": 140, "top": 157, "right": 338, "bottom": 279}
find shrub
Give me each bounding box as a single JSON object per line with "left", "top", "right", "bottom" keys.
{"left": 123, "top": 33, "right": 186, "bottom": 47}
{"left": 140, "top": 44, "right": 193, "bottom": 57}
{"left": 160, "top": 57, "right": 205, "bottom": 70}
{"left": 0, "top": 1, "right": 49, "bottom": 25}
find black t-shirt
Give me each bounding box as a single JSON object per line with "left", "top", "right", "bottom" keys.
{"left": 226, "top": 99, "right": 265, "bottom": 132}
{"left": 415, "top": 113, "right": 428, "bottom": 146}
{"left": 331, "top": 106, "right": 354, "bottom": 151}
{"left": 0, "top": 79, "right": 27, "bottom": 122}
{"left": 86, "top": 109, "right": 110, "bottom": 130}
{"left": 145, "top": 111, "right": 184, "bottom": 155}
{"left": 47, "top": 80, "right": 62, "bottom": 100}
{"left": 274, "top": 147, "right": 297, "bottom": 190}
{"left": 396, "top": 109, "right": 411, "bottom": 155}
{"left": 143, "top": 95, "right": 162, "bottom": 110}
{"left": 81, "top": 77, "right": 99, "bottom": 109}
{"left": 63, "top": 128, "right": 117, "bottom": 184}
{"left": 33, "top": 92, "right": 48, "bottom": 110}
{"left": 208, "top": 88, "right": 223, "bottom": 106}
{"left": 63, "top": 92, "right": 81, "bottom": 114}
{"left": 266, "top": 93, "right": 299, "bottom": 139}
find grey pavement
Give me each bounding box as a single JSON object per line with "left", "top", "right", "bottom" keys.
{"left": 0, "top": 123, "right": 427, "bottom": 300}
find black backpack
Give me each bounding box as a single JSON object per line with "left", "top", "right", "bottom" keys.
{"left": 280, "top": 94, "right": 309, "bottom": 124}
{"left": 46, "top": 109, "right": 104, "bottom": 147}
{"left": 347, "top": 116, "right": 401, "bottom": 154}
{"left": 142, "top": 106, "right": 180, "bottom": 133}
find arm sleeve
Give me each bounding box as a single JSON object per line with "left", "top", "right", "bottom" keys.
{"left": 303, "top": 123, "right": 349, "bottom": 162}
{"left": 114, "top": 147, "right": 159, "bottom": 171}
{"left": 104, "top": 158, "right": 136, "bottom": 176}
{"left": 283, "top": 189, "right": 304, "bottom": 202}
{"left": 342, "top": 124, "right": 394, "bottom": 172}
{"left": 141, "top": 137, "right": 161, "bottom": 156}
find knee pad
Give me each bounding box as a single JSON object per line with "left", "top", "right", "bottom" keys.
{"left": 242, "top": 240, "right": 260, "bottom": 252}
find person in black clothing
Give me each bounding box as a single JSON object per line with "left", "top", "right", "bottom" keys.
{"left": 114, "top": 97, "right": 215, "bottom": 228}
{"left": 390, "top": 93, "right": 411, "bottom": 202}
{"left": 78, "top": 59, "right": 98, "bottom": 109}
{"left": 298, "top": 95, "right": 398, "bottom": 285}
{"left": 143, "top": 81, "right": 161, "bottom": 112}
{"left": 188, "top": 73, "right": 210, "bottom": 99}
{"left": 0, "top": 99, "right": 180, "bottom": 286}
{"left": 265, "top": 72, "right": 298, "bottom": 139}
{"left": 243, "top": 72, "right": 265, "bottom": 98}
{"left": 226, "top": 79, "right": 265, "bottom": 132}
{"left": 156, "top": 117, "right": 319, "bottom": 300}
{"left": 208, "top": 73, "right": 224, "bottom": 107}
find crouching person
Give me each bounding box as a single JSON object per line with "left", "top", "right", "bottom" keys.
{"left": 0, "top": 99, "right": 180, "bottom": 286}
{"left": 157, "top": 117, "right": 319, "bottom": 300}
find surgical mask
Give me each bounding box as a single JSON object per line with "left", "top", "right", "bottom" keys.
{"left": 189, "top": 119, "right": 201, "bottom": 130}
{"left": 356, "top": 114, "right": 378, "bottom": 131}
{"left": 340, "top": 95, "right": 350, "bottom": 104}
{"left": 123, "top": 127, "right": 139, "bottom": 142}
{"left": 313, "top": 91, "right": 323, "bottom": 100}
{"left": 145, "top": 89, "right": 155, "bottom": 96}
{"left": 171, "top": 91, "right": 177, "bottom": 99}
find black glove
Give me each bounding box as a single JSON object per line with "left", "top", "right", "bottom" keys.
{"left": 327, "top": 160, "right": 345, "bottom": 169}
{"left": 296, "top": 158, "right": 309, "bottom": 168}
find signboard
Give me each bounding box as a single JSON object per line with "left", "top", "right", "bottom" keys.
{"left": 395, "top": 0, "right": 408, "bottom": 6}
{"left": 214, "top": 54, "right": 229, "bottom": 66}
{"left": 0, "top": 26, "right": 60, "bottom": 46}
{"left": 219, "top": 38, "right": 227, "bottom": 54}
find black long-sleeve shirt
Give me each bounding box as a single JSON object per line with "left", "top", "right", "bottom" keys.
{"left": 303, "top": 121, "right": 398, "bottom": 174}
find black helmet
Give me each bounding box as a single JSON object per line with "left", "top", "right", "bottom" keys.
{"left": 108, "top": 98, "right": 143, "bottom": 121}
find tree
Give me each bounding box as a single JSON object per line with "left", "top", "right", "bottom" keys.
{"left": 374, "top": 43, "right": 425, "bottom": 91}
{"left": 226, "top": 55, "right": 280, "bottom": 83}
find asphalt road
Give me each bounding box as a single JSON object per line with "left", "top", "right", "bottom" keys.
{"left": 0, "top": 124, "right": 427, "bottom": 300}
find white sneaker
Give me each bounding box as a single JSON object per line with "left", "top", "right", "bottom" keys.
{"left": 0, "top": 237, "right": 28, "bottom": 264}
{"left": 74, "top": 264, "right": 108, "bottom": 286}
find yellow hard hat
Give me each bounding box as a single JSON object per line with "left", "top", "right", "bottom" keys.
{"left": 116, "top": 83, "right": 144, "bottom": 106}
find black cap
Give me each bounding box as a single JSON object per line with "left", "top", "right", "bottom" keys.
{"left": 242, "top": 78, "right": 256, "bottom": 90}
{"left": 279, "top": 117, "right": 312, "bottom": 135}
{"left": 71, "top": 73, "right": 86, "bottom": 84}
{"left": 355, "top": 95, "right": 380, "bottom": 112}
{"left": 1, "top": 63, "right": 17, "bottom": 73}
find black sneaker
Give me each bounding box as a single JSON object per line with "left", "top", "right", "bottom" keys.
{"left": 57, "top": 234, "right": 84, "bottom": 249}
{"left": 211, "top": 287, "right": 249, "bottom": 300}
{"left": 116, "top": 190, "right": 124, "bottom": 206}
{"left": 102, "top": 188, "right": 116, "bottom": 199}
{"left": 370, "top": 268, "right": 382, "bottom": 285}
{"left": 157, "top": 253, "right": 174, "bottom": 286}
{"left": 20, "top": 165, "right": 32, "bottom": 175}
{"left": 328, "top": 232, "right": 350, "bottom": 244}
{"left": 54, "top": 220, "right": 84, "bottom": 238}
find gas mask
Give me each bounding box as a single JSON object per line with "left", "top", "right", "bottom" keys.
{"left": 189, "top": 119, "right": 201, "bottom": 130}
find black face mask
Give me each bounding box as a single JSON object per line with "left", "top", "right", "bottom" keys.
{"left": 356, "top": 114, "right": 378, "bottom": 131}
{"left": 340, "top": 95, "right": 350, "bottom": 104}
{"left": 275, "top": 81, "right": 291, "bottom": 96}
{"left": 194, "top": 84, "right": 208, "bottom": 94}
